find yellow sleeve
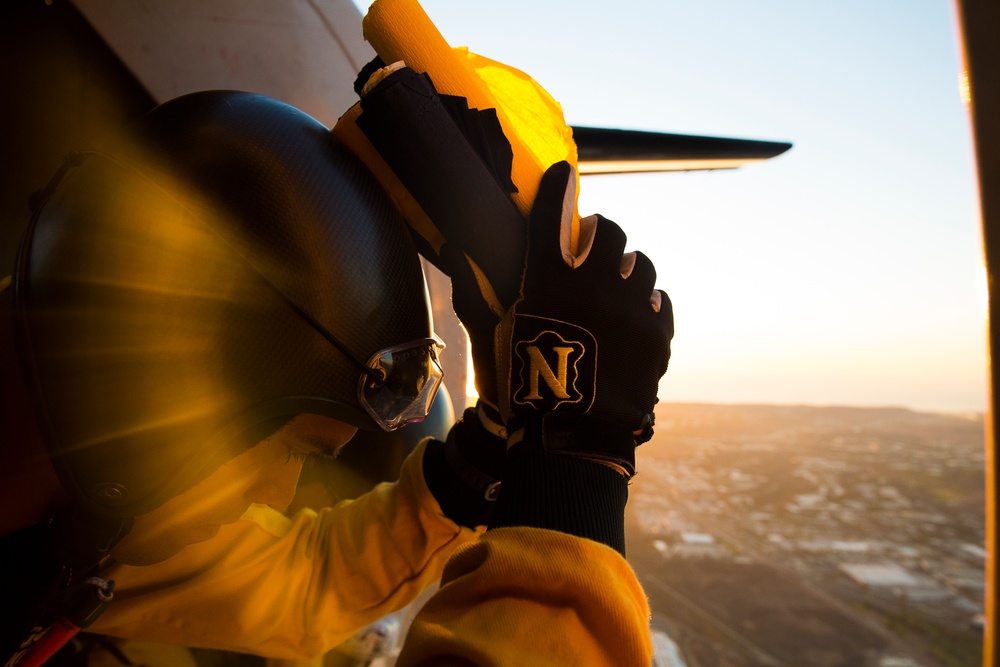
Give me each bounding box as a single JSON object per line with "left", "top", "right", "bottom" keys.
{"left": 91, "top": 440, "right": 479, "bottom": 659}
{"left": 397, "top": 527, "right": 653, "bottom": 666}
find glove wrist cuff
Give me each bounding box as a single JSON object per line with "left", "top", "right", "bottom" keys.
{"left": 490, "top": 444, "right": 629, "bottom": 556}
{"left": 508, "top": 412, "right": 637, "bottom": 478}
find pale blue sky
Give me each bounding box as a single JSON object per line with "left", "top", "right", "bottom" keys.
{"left": 353, "top": 0, "right": 985, "bottom": 412}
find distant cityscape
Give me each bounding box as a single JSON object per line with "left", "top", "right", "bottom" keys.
{"left": 626, "top": 403, "right": 986, "bottom": 667}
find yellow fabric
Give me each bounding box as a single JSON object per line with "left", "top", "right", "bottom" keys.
{"left": 357, "top": 0, "right": 582, "bottom": 253}
{"left": 459, "top": 48, "right": 579, "bottom": 219}
{"left": 90, "top": 441, "right": 652, "bottom": 664}
{"left": 397, "top": 527, "right": 653, "bottom": 666}
{"left": 91, "top": 440, "right": 477, "bottom": 659}
{"left": 85, "top": 639, "right": 199, "bottom": 667}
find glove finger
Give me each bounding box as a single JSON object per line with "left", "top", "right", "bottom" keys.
{"left": 577, "top": 214, "right": 628, "bottom": 277}
{"left": 655, "top": 289, "right": 675, "bottom": 354}
{"left": 656, "top": 289, "right": 674, "bottom": 323}
{"left": 621, "top": 250, "right": 657, "bottom": 298}
{"left": 526, "top": 161, "right": 575, "bottom": 274}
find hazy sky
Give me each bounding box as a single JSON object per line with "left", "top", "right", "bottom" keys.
{"left": 352, "top": 0, "right": 985, "bottom": 413}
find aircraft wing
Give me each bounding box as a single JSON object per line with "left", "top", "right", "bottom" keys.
{"left": 573, "top": 126, "right": 793, "bottom": 174}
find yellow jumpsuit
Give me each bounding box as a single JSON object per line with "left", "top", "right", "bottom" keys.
{"left": 91, "top": 441, "right": 653, "bottom": 665}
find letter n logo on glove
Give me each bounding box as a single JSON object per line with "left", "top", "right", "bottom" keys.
{"left": 510, "top": 315, "right": 596, "bottom": 412}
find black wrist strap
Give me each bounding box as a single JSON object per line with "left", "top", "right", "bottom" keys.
{"left": 422, "top": 439, "right": 495, "bottom": 529}
{"left": 421, "top": 409, "right": 505, "bottom": 529}
{"left": 443, "top": 436, "right": 502, "bottom": 501}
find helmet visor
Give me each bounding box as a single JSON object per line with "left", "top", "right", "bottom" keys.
{"left": 358, "top": 337, "right": 445, "bottom": 431}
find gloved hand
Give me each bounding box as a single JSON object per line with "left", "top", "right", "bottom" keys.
{"left": 498, "top": 161, "right": 673, "bottom": 472}
{"left": 440, "top": 228, "right": 511, "bottom": 432}
{"left": 445, "top": 160, "right": 672, "bottom": 470}
{"left": 484, "top": 161, "right": 673, "bottom": 554}
{"left": 422, "top": 406, "right": 506, "bottom": 528}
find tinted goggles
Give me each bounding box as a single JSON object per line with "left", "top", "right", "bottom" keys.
{"left": 357, "top": 336, "right": 445, "bottom": 431}
{"left": 244, "top": 256, "right": 444, "bottom": 431}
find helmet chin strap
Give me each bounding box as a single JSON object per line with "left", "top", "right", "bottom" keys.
{"left": 6, "top": 510, "right": 131, "bottom": 666}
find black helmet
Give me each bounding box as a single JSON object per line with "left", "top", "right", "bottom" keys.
{"left": 11, "top": 91, "right": 441, "bottom": 517}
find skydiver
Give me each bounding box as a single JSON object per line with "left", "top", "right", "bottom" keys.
{"left": 1, "top": 90, "right": 672, "bottom": 666}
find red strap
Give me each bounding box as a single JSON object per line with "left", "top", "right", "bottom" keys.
{"left": 9, "top": 618, "right": 80, "bottom": 667}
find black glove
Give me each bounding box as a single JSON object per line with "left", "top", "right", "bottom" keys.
{"left": 486, "top": 161, "right": 673, "bottom": 554}
{"left": 422, "top": 407, "right": 506, "bottom": 528}
{"left": 440, "top": 222, "right": 521, "bottom": 440}
{"left": 497, "top": 161, "right": 673, "bottom": 473}
{"left": 440, "top": 243, "right": 507, "bottom": 426}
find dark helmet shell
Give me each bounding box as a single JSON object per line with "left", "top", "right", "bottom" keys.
{"left": 12, "top": 91, "right": 433, "bottom": 516}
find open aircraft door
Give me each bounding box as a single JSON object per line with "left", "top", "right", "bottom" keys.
{"left": 955, "top": 1, "right": 1000, "bottom": 665}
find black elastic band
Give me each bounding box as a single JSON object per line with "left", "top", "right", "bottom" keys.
{"left": 490, "top": 444, "right": 629, "bottom": 556}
